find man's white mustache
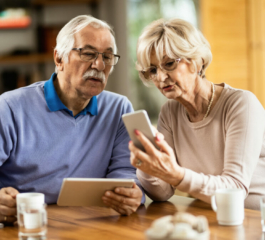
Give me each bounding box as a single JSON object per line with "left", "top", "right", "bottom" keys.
{"left": 82, "top": 70, "right": 105, "bottom": 83}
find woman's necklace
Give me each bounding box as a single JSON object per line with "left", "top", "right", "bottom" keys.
{"left": 203, "top": 82, "right": 215, "bottom": 119}
{"left": 186, "top": 82, "right": 215, "bottom": 121}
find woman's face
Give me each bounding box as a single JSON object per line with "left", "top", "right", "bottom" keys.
{"left": 149, "top": 50, "right": 198, "bottom": 100}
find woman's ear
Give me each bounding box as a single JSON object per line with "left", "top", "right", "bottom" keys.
{"left": 198, "top": 68, "right": 202, "bottom": 76}
{"left": 54, "top": 50, "right": 64, "bottom": 71}
{"left": 196, "top": 58, "right": 204, "bottom": 76}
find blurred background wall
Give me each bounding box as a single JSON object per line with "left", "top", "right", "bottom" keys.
{"left": 201, "top": 0, "right": 265, "bottom": 109}
{"left": 0, "top": 0, "right": 264, "bottom": 123}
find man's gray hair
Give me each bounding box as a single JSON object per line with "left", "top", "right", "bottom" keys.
{"left": 54, "top": 15, "right": 117, "bottom": 73}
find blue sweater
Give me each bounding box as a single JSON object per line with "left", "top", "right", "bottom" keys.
{"left": 0, "top": 74, "right": 144, "bottom": 204}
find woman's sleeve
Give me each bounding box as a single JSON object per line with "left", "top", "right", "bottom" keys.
{"left": 136, "top": 102, "right": 175, "bottom": 201}
{"left": 175, "top": 91, "right": 265, "bottom": 204}
{"left": 136, "top": 169, "right": 175, "bottom": 201}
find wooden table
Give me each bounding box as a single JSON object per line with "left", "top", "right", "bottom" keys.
{"left": 0, "top": 195, "right": 263, "bottom": 240}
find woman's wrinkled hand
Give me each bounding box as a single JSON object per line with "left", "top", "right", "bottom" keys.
{"left": 129, "top": 129, "right": 185, "bottom": 186}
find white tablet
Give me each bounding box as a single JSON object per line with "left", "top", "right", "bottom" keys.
{"left": 57, "top": 178, "right": 135, "bottom": 207}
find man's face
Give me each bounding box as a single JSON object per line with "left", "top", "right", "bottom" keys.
{"left": 59, "top": 25, "right": 115, "bottom": 99}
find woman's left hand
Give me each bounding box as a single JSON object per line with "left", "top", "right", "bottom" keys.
{"left": 129, "top": 129, "right": 185, "bottom": 187}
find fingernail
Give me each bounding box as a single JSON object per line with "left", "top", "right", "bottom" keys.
{"left": 106, "top": 192, "right": 110, "bottom": 196}
{"left": 156, "top": 135, "right": 161, "bottom": 141}
{"left": 134, "top": 129, "right": 140, "bottom": 135}
{"left": 129, "top": 140, "right": 132, "bottom": 145}
{"left": 116, "top": 188, "right": 120, "bottom": 193}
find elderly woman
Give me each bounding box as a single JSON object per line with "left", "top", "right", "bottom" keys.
{"left": 129, "top": 18, "right": 265, "bottom": 210}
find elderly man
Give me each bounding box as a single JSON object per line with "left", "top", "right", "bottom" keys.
{"left": 0, "top": 15, "right": 144, "bottom": 223}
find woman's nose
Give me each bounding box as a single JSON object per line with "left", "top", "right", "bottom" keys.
{"left": 156, "top": 68, "right": 168, "bottom": 82}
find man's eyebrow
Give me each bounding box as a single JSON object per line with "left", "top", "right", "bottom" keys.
{"left": 83, "top": 45, "right": 97, "bottom": 50}
{"left": 83, "top": 45, "right": 114, "bottom": 53}
{"left": 106, "top": 47, "right": 114, "bottom": 53}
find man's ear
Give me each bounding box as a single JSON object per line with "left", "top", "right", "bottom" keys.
{"left": 54, "top": 50, "right": 64, "bottom": 71}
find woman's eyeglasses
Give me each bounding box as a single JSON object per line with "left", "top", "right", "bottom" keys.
{"left": 140, "top": 58, "right": 181, "bottom": 80}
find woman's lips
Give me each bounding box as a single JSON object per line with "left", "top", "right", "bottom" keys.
{"left": 163, "top": 85, "right": 174, "bottom": 91}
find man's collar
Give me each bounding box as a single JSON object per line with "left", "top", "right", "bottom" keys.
{"left": 44, "top": 73, "right": 98, "bottom": 117}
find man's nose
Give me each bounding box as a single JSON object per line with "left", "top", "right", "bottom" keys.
{"left": 91, "top": 53, "right": 105, "bottom": 71}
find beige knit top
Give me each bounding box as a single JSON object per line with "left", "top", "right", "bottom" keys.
{"left": 137, "top": 84, "right": 265, "bottom": 210}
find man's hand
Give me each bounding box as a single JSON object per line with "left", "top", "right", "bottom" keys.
{"left": 0, "top": 187, "right": 19, "bottom": 224}
{"left": 102, "top": 183, "right": 142, "bottom": 215}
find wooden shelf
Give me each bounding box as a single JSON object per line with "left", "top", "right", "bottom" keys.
{"left": 32, "top": 0, "right": 99, "bottom": 6}
{"left": 0, "top": 0, "right": 99, "bottom": 67}
{"left": 0, "top": 53, "right": 53, "bottom": 65}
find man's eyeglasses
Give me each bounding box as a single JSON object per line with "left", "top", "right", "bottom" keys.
{"left": 140, "top": 58, "right": 181, "bottom": 80}
{"left": 72, "top": 48, "right": 120, "bottom": 66}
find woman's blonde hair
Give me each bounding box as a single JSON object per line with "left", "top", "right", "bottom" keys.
{"left": 136, "top": 18, "right": 212, "bottom": 85}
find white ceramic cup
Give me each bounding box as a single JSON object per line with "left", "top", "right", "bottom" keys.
{"left": 260, "top": 196, "right": 265, "bottom": 232}
{"left": 16, "top": 193, "right": 45, "bottom": 207}
{"left": 211, "top": 189, "right": 244, "bottom": 226}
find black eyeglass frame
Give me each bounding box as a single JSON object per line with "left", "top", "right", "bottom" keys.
{"left": 72, "top": 48, "right": 120, "bottom": 66}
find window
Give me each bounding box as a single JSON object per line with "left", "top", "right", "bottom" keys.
{"left": 127, "top": 0, "right": 199, "bottom": 123}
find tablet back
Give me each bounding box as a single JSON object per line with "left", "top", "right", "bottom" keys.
{"left": 57, "top": 178, "right": 134, "bottom": 207}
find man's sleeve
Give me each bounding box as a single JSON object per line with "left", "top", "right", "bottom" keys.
{"left": 106, "top": 97, "right": 146, "bottom": 204}
{"left": 0, "top": 95, "right": 16, "bottom": 167}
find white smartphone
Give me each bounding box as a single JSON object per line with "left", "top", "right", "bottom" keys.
{"left": 122, "top": 110, "right": 158, "bottom": 151}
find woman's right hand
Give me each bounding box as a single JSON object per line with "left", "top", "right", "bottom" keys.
{"left": 129, "top": 129, "right": 185, "bottom": 187}
{"left": 0, "top": 187, "right": 19, "bottom": 224}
